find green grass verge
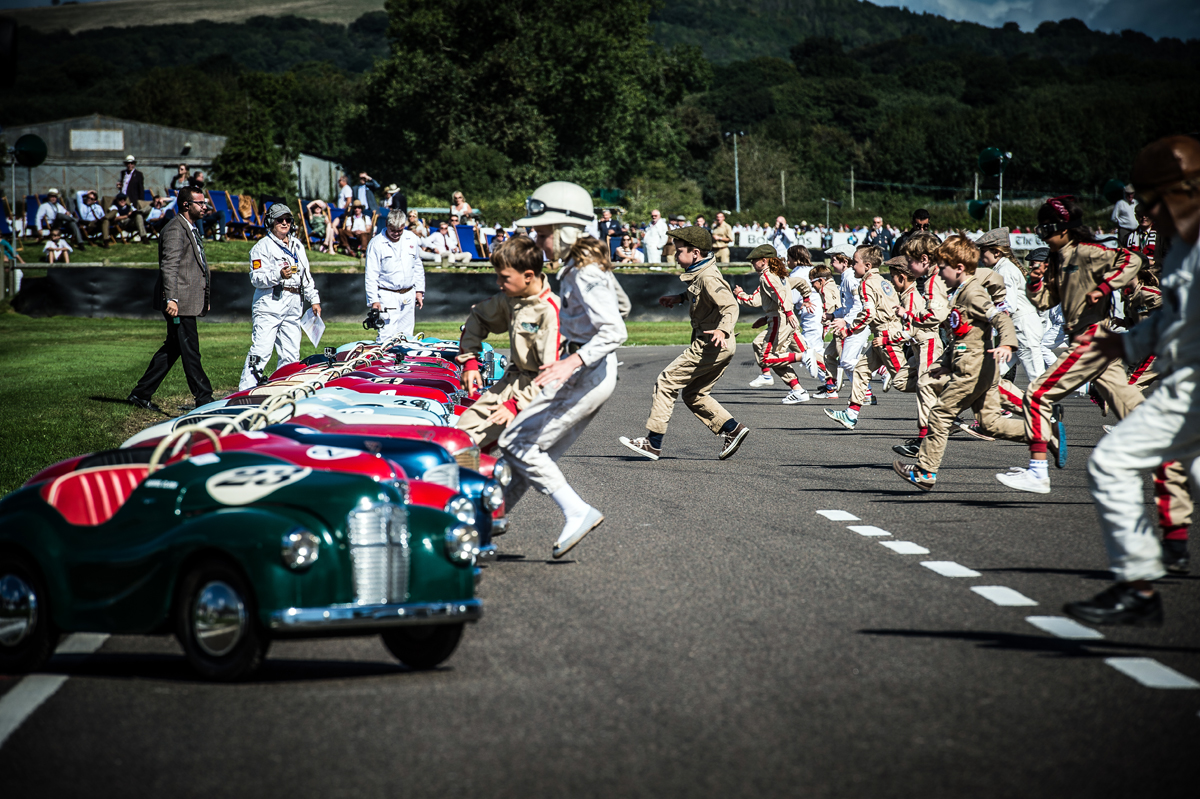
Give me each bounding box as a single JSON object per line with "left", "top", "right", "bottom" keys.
{"left": 0, "top": 314, "right": 747, "bottom": 495}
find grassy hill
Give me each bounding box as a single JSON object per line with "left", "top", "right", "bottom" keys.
{"left": 6, "top": 0, "right": 384, "bottom": 33}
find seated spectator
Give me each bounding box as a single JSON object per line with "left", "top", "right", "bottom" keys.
{"left": 36, "top": 188, "right": 87, "bottom": 248}
{"left": 145, "top": 195, "right": 172, "bottom": 235}
{"left": 451, "top": 191, "right": 472, "bottom": 218}
{"left": 425, "top": 220, "right": 472, "bottom": 264}
{"left": 169, "top": 164, "right": 190, "bottom": 193}
{"left": 306, "top": 200, "right": 336, "bottom": 253}
{"left": 104, "top": 193, "right": 149, "bottom": 243}
{"left": 42, "top": 228, "right": 73, "bottom": 263}
{"left": 492, "top": 226, "right": 509, "bottom": 247}
{"left": 615, "top": 234, "right": 645, "bottom": 265}
{"left": 407, "top": 209, "right": 428, "bottom": 237}
{"left": 77, "top": 190, "right": 107, "bottom": 248}
{"left": 338, "top": 200, "right": 372, "bottom": 255}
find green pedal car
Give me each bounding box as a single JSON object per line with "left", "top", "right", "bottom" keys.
{"left": 0, "top": 430, "right": 481, "bottom": 680}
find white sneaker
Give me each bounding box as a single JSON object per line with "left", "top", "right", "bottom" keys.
{"left": 749, "top": 373, "right": 774, "bottom": 388}
{"left": 782, "top": 387, "right": 811, "bottom": 404}
{"left": 1102, "top": 424, "right": 1113, "bottom": 434}
{"left": 881, "top": 372, "right": 893, "bottom": 393}
{"left": 995, "top": 467, "right": 1051, "bottom": 494}
{"left": 553, "top": 507, "right": 604, "bottom": 559}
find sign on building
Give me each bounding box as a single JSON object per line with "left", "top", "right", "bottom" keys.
{"left": 70, "top": 129, "right": 125, "bottom": 151}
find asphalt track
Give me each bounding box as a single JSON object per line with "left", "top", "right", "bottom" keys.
{"left": 2, "top": 345, "right": 1197, "bottom": 798}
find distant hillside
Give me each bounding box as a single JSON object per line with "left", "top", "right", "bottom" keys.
{"left": 651, "top": 0, "right": 1198, "bottom": 63}
{"left": 5, "top": 0, "right": 384, "bottom": 33}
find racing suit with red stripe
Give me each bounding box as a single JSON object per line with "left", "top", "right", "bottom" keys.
{"left": 846, "top": 268, "right": 904, "bottom": 411}
{"left": 1089, "top": 237, "right": 1200, "bottom": 580}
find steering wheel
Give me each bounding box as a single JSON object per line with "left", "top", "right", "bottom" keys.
{"left": 148, "top": 425, "right": 222, "bottom": 473}
{"left": 261, "top": 395, "right": 298, "bottom": 422}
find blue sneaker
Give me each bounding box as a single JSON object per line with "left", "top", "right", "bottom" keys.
{"left": 893, "top": 461, "right": 936, "bottom": 491}
{"left": 824, "top": 408, "right": 857, "bottom": 429}
{"left": 1050, "top": 403, "right": 1068, "bottom": 469}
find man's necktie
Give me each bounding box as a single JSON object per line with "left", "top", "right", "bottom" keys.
{"left": 193, "top": 227, "right": 208, "bottom": 270}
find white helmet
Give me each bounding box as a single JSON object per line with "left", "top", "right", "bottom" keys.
{"left": 515, "top": 181, "right": 595, "bottom": 228}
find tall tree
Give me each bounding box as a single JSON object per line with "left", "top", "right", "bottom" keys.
{"left": 348, "top": 0, "right": 703, "bottom": 188}
{"left": 211, "top": 103, "right": 293, "bottom": 198}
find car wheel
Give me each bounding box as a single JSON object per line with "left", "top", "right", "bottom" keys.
{"left": 0, "top": 555, "right": 59, "bottom": 674}
{"left": 176, "top": 559, "right": 268, "bottom": 681}
{"left": 381, "top": 624, "right": 464, "bottom": 670}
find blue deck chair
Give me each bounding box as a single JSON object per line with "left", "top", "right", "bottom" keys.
{"left": 455, "top": 224, "right": 480, "bottom": 260}
{"left": 231, "top": 194, "right": 265, "bottom": 239}
{"left": 143, "top": 189, "right": 153, "bottom": 203}
{"left": 24, "top": 195, "right": 48, "bottom": 241}
{"left": 205, "top": 191, "right": 242, "bottom": 239}
{"left": 167, "top": 188, "right": 177, "bottom": 198}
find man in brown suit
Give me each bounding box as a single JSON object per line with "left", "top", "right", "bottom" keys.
{"left": 129, "top": 185, "right": 214, "bottom": 411}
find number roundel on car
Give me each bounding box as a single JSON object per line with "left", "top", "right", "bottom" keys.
{"left": 305, "top": 446, "right": 362, "bottom": 461}
{"left": 205, "top": 465, "right": 313, "bottom": 505}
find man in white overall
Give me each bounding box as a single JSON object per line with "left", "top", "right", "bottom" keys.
{"left": 366, "top": 207, "right": 426, "bottom": 343}
{"left": 239, "top": 204, "right": 321, "bottom": 390}
{"left": 498, "top": 181, "right": 628, "bottom": 559}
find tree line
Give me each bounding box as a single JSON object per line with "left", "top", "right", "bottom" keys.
{"left": 2, "top": 0, "right": 1198, "bottom": 224}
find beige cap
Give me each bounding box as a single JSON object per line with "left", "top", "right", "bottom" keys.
{"left": 47, "top": 187, "right": 59, "bottom": 195}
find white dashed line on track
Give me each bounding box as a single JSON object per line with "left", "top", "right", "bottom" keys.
{"left": 1105, "top": 658, "right": 1200, "bottom": 689}
{"left": 920, "top": 561, "right": 982, "bottom": 578}
{"left": 1025, "top": 616, "right": 1105, "bottom": 640}
{"left": 817, "top": 510, "right": 859, "bottom": 521}
{"left": 879, "top": 541, "right": 930, "bottom": 555}
{"left": 847, "top": 525, "right": 891, "bottom": 537}
{"left": 971, "top": 586, "right": 1039, "bottom": 606}
{"left": 0, "top": 633, "right": 109, "bottom": 749}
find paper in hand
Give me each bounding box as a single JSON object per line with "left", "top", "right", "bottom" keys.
{"left": 300, "top": 307, "right": 326, "bottom": 347}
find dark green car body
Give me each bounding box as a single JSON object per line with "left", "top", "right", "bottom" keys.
{"left": 0, "top": 451, "right": 479, "bottom": 646}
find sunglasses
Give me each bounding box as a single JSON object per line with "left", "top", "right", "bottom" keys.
{"left": 274, "top": 216, "right": 294, "bottom": 225}
{"left": 913, "top": 222, "right": 930, "bottom": 230}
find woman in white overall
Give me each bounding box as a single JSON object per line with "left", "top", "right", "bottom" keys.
{"left": 239, "top": 204, "right": 321, "bottom": 390}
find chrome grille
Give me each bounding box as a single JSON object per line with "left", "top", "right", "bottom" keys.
{"left": 346, "top": 503, "right": 409, "bottom": 605}
{"left": 454, "top": 446, "right": 481, "bottom": 472}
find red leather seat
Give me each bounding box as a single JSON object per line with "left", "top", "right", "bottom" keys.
{"left": 40, "top": 465, "right": 150, "bottom": 526}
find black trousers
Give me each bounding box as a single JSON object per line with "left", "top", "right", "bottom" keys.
{"left": 196, "top": 211, "right": 225, "bottom": 239}
{"left": 132, "top": 313, "right": 214, "bottom": 404}
{"left": 50, "top": 217, "right": 85, "bottom": 246}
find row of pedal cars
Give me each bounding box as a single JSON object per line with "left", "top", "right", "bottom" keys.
{"left": 0, "top": 336, "right": 511, "bottom": 680}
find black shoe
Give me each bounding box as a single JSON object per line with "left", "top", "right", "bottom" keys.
{"left": 719, "top": 423, "right": 749, "bottom": 460}
{"left": 1063, "top": 584, "right": 1163, "bottom": 627}
{"left": 1087, "top": 384, "right": 1108, "bottom": 417}
{"left": 1163, "top": 539, "right": 1190, "bottom": 575}
{"left": 892, "top": 438, "right": 922, "bottom": 458}
{"left": 127, "top": 394, "right": 163, "bottom": 413}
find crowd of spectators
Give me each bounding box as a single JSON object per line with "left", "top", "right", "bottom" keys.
{"left": 18, "top": 166, "right": 1136, "bottom": 268}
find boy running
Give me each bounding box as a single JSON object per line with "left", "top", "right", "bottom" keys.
{"left": 620, "top": 226, "right": 747, "bottom": 460}
{"left": 456, "top": 236, "right": 561, "bottom": 450}
{"left": 893, "top": 235, "right": 1029, "bottom": 491}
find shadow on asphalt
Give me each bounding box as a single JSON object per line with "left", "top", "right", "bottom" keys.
{"left": 978, "top": 566, "right": 1114, "bottom": 581}
{"left": 858, "top": 629, "right": 1200, "bottom": 657}
{"left": 39, "top": 652, "right": 443, "bottom": 683}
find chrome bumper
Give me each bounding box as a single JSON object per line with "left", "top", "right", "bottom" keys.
{"left": 269, "top": 599, "right": 482, "bottom": 633}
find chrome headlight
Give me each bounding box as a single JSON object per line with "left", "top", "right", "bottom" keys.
{"left": 422, "top": 462, "right": 460, "bottom": 491}
{"left": 445, "top": 495, "right": 476, "bottom": 525}
{"left": 491, "top": 457, "right": 513, "bottom": 489}
{"left": 444, "top": 523, "right": 480, "bottom": 564}
{"left": 481, "top": 482, "right": 504, "bottom": 512}
{"left": 281, "top": 529, "right": 320, "bottom": 569}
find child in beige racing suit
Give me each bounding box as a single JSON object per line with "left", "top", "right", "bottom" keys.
{"left": 735, "top": 246, "right": 814, "bottom": 405}
{"left": 456, "top": 237, "right": 561, "bottom": 450}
